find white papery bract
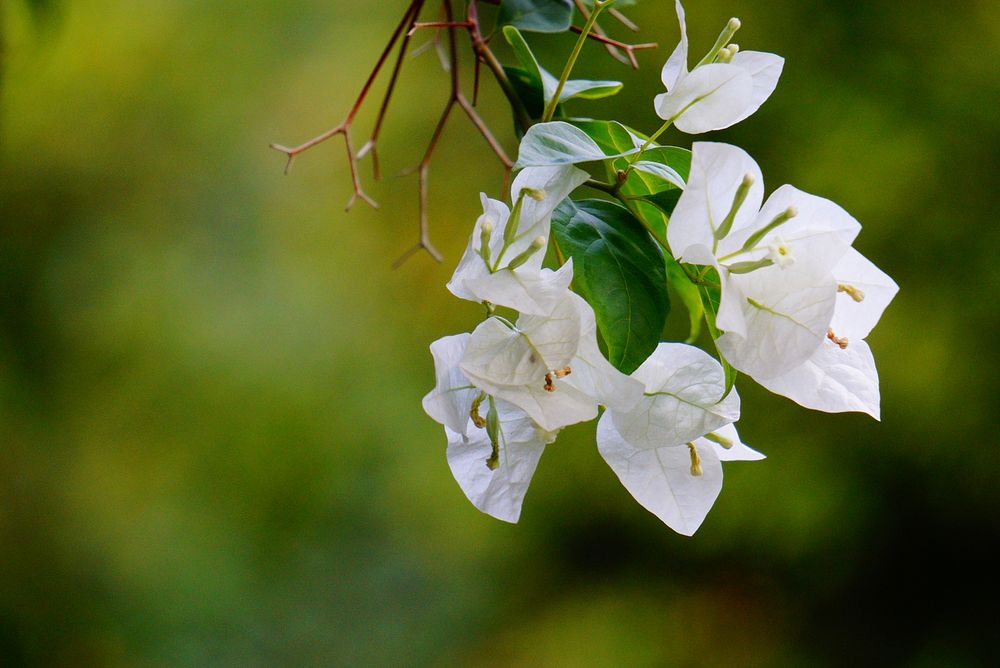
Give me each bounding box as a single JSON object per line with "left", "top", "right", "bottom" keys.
{"left": 421, "top": 333, "right": 480, "bottom": 437}
{"left": 461, "top": 291, "right": 643, "bottom": 432}
{"left": 754, "top": 248, "right": 898, "bottom": 418}
{"left": 655, "top": 0, "right": 783, "bottom": 134}
{"left": 445, "top": 401, "right": 558, "bottom": 524}
{"left": 598, "top": 417, "right": 722, "bottom": 536}
{"left": 596, "top": 345, "right": 761, "bottom": 535}
{"left": 609, "top": 342, "right": 741, "bottom": 450}
{"left": 668, "top": 142, "right": 864, "bottom": 380}
{"left": 447, "top": 165, "right": 588, "bottom": 315}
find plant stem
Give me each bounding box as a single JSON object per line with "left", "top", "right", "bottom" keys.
{"left": 541, "top": 0, "right": 615, "bottom": 122}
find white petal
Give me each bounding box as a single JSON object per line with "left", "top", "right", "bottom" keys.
{"left": 830, "top": 248, "right": 898, "bottom": 340}
{"left": 461, "top": 299, "right": 595, "bottom": 432}
{"left": 728, "top": 51, "right": 784, "bottom": 124}
{"left": 692, "top": 423, "right": 765, "bottom": 462}
{"left": 718, "top": 263, "right": 837, "bottom": 379}
{"left": 562, "top": 293, "right": 645, "bottom": 412}
{"left": 668, "top": 142, "right": 764, "bottom": 264}
{"left": 610, "top": 342, "right": 741, "bottom": 449}
{"left": 716, "top": 266, "right": 748, "bottom": 337}
{"left": 660, "top": 0, "right": 689, "bottom": 90}
{"left": 462, "top": 262, "right": 574, "bottom": 316}
{"left": 445, "top": 403, "right": 556, "bottom": 523}
{"left": 724, "top": 185, "right": 861, "bottom": 265}
{"left": 510, "top": 164, "right": 589, "bottom": 248}
{"left": 755, "top": 338, "right": 881, "bottom": 419}
{"left": 598, "top": 414, "right": 723, "bottom": 536}
{"left": 447, "top": 195, "right": 511, "bottom": 302}
{"left": 655, "top": 63, "right": 754, "bottom": 133}
{"left": 422, "top": 333, "right": 478, "bottom": 436}
{"left": 483, "top": 381, "right": 599, "bottom": 432}
{"left": 462, "top": 303, "right": 580, "bottom": 388}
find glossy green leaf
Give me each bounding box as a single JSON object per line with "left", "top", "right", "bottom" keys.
{"left": 570, "top": 119, "right": 645, "bottom": 155}
{"left": 515, "top": 121, "right": 640, "bottom": 168}
{"left": 505, "top": 66, "right": 547, "bottom": 121}
{"left": 503, "top": 27, "right": 622, "bottom": 111}
{"left": 665, "top": 256, "right": 703, "bottom": 343}
{"left": 618, "top": 146, "right": 692, "bottom": 197}
{"left": 551, "top": 198, "right": 669, "bottom": 374}
{"left": 498, "top": 0, "right": 574, "bottom": 33}
{"left": 699, "top": 281, "right": 738, "bottom": 396}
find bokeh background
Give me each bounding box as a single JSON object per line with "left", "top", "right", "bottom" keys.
{"left": 2, "top": 0, "right": 998, "bottom": 665}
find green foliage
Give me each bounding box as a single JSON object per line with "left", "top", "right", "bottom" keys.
{"left": 498, "top": 0, "right": 574, "bottom": 33}
{"left": 514, "top": 120, "right": 639, "bottom": 167}
{"left": 503, "top": 26, "right": 622, "bottom": 114}
{"left": 698, "top": 278, "right": 737, "bottom": 395}
{"left": 551, "top": 198, "right": 669, "bottom": 374}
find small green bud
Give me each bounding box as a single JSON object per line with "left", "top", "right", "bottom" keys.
{"left": 696, "top": 15, "right": 743, "bottom": 68}
{"left": 505, "top": 236, "right": 546, "bottom": 270}
{"left": 479, "top": 219, "right": 494, "bottom": 266}
{"left": 485, "top": 397, "right": 501, "bottom": 470}
{"left": 741, "top": 206, "right": 798, "bottom": 252}
{"left": 727, "top": 258, "right": 774, "bottom": 274}
{"left": 714, "top": 172, "right": 756, "bottom": 240}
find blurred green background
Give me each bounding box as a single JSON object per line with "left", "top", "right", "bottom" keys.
{"left": 2, "top": 0, "right": 997, "bottom": 665}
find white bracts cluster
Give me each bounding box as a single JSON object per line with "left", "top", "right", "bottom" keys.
{"left": 422, "top": 0, "right": 895, "bottom": 534}
{"left": 424, "top": 163, "right": 757, "bottom": 532}
{"left": 655, "top": 0, "right": 784, "bottom": 133}
{"left": 667, "top": 142, "right": 898, "bottom": 418}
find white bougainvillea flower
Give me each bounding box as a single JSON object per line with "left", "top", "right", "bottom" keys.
{"left": 595, "top": 345, "right": 762, "bottom": 535}
{"left": 422, "top": 332, "right": 483, "bottom": 437}
{"left": 461, "top": 292, "right": 643, "bottom": 432}
{"left": 655, "top": 0, "right": 784, "bottom": 134}
{"left": 447, "top": 164, "right": 588, "bottom": 315}
{"left": 667, "top": 142, "right": 863, "bottom": 379}
{"left": 445, "top": 400, "right": 558, "bottom": 524}
{"left": 607, "top": 342, "right": 741, "bottom": 450}
{"left": 597, "top": 418, "right": 761, "bottom": 536}
{"left": 754, "top": 247, "right": 898, "bottom": 418}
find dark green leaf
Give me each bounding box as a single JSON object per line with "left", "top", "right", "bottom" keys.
{"left": 505, "top": 66, "right": 547, "bottom": 121}
{"left": 699, "top": 280, "right": 738, "bottom": 396}
{"left": 665, "top": 256, "right": 703, "bottom": 343}
{"left": 503, "top": 27, "right": 622, "bottom": 110}
{"left": 551, "top": 198, "right": 670, "bottom": 374}
{"left": 498, "top": 0, "right": 574, "bottom": 34}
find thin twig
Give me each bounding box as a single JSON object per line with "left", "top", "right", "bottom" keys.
{"left": 573, "top": 0, "right": 629, "bottom": 65}
{"left": 270, "top": 0, "right": 427, "bottom": 210}
{"left": 568, "top": 24, "right": 657, "bottom": 69}
{"left": 609, "top": 7, "right": 639, "bottom": 32}
{"left": 395, "top": 0, "right": 514, "bottom": 267}
{"left": 357, "top": 0, "right": 425, "bottom": 180}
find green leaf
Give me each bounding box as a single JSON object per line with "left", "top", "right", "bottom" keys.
{"left": 551, "top": 198, "right": 670, "bottom": 374}
{"left": 699, "top": 281, "right": 738, "bottom": 396}
{"left": 570, "top": 119, "right": 645, "bottom": 155}
{"left": 503, "top": 27, "right": 622, "bottom": 111}
{"left": 617, "top": 146, "right": 691, "bottom": 197}
{"left": 499, "top": 0, "right": 574, "bottom": 33}
{"left": 504, "top": 66, "right": 547, "bottom": 122}
{"left": 515, "top": 121, "right": 640, "bottom": 168}
{"left": 664, "top": 256, "right": 703, "bottom": 343}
